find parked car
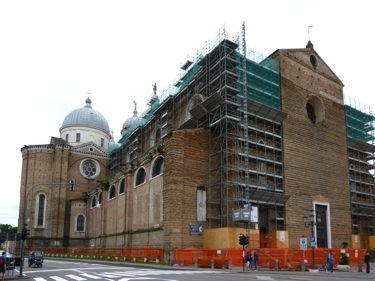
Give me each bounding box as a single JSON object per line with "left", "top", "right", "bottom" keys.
{"left": 28, "top": 251, "right": 43, "bottom": 267}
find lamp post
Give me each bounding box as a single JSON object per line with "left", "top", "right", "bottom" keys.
{"left": 95, "top": 180, "right": 104, "bottom": 247}
{"left": 303, "top": 209, "right": 321, "bottom": 270}
{"left": 96, "top": 198, "right": 103, "bottom": 247}
{"left": 20, "top": 181, "right": 75, "bottom": 277}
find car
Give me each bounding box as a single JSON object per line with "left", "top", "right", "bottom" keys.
{"left": 28, "top": 251, "right": 43, "bottom": 267}
{"left": 4, "top": 252, "right": 18, "bottom": 269}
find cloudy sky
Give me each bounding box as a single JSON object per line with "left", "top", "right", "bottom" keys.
{"left": 1, "top": 0, "right": 374, "bottom": 227}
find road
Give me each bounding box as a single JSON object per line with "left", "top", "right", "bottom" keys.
{"left": 7, "top": 258, "right": 375, "bottom": 281}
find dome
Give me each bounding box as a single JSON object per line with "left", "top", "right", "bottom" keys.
{"left": 61, "top": 98, "right": 110, "bottom": 134}
{"left": 109, "top": 131, "right": 120, "bottom": 152}
{"left": 122, "top": 101, "right": 139, "bottom": 130}
{"left": 122, "top": 116, "right": 139, "bottom": 130}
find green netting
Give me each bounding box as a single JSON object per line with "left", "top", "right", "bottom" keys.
{"left": 108, "top": 85, "right": 178, "bottom": 155}
{"left": 109, "top": 27, "right": 280, "bottom": 155}
{"left": 235, "top": 52, "right": 280, "bottom": 110}
{"left": 345, "top": 105, "right": 375, "bottom": 145}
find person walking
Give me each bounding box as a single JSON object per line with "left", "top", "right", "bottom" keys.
{"left": 0, "top": 252, "right": 6, "bottom": 281}
{"left": 253, "top": 251, "right": 259, "bottom": 271}
{"left": 364, "top": 250, "right": 371, "bottom": 274}
{"left": 327, "top": 250, "right": 334, "bottom": 273}
{"left": 245, "top": 252, "right": 251, "bottom": 271}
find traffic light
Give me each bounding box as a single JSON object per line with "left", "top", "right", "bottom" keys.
{"left": 70, "top": 179, "right": 75, "bottom": 191}
{"left": 239, "top": 234, "right": 246, "bottom": 246}
{"left": 238, "top": 234, "right": 249, "bottom": 246}
{"left": 25, "top": 228, "right": 30, "bottom": 239}
{"left": 22, "top": 227, "right": 31, "bottom": 240}
{"left": 245, "top": 235, "right": 249, "bottom": 245}
{"left": 241, "top": 235, "right": 247, "bottom": 245}
{"left": 0, "top": 232, "right": 5, "bottom": 244}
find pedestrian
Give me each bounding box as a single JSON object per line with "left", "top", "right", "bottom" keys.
{"left": 249, "top": 251, "right": 253, "bottom": 270}
{"left": 245, "top": 252, "right": 251, "bottom": 271}
{"left": 327, "top": 250, "right": 334, "bottom": 273}
{"left": 253, "top": 251, "right": 259, "bottom": 271}
{"left": 364, "top": 250, "right": 371, "bottom": 274}
{"left": 1, "top": 252, "right": 6, "bottom": 281}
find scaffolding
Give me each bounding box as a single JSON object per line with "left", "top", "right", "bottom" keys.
{"left": 345, "top": 99, "right": 375, "bottom": 236}
{"left": 180, "top": 27, "right": 290, "bottom": 232}
{"left": 109, "top": 27, "right": 291, "bottom": 233}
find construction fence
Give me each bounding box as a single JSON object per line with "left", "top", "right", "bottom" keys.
{"left": 173, "top": 247, "right": 365, "bottom": 270}
{"left": 32, "top": 246, "right": 365, "bottom": 270}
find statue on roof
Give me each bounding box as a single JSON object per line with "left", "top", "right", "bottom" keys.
{"left": 152, "top": 83, "right": 157, "bottom": 95}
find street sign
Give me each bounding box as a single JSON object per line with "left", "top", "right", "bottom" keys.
{"left": 300, "top": 237, "right": 307, "bottom": 250}
{"left": 310, "top": 236, "right": 316, "bottom": 247}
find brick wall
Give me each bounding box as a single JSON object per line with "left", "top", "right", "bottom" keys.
{"left": 163, "top": 128, "right": 209, "bottom": 248}
{"left": 275, "top": 49, "right": 352, "bottom": 247}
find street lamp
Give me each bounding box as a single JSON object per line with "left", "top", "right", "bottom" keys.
{"left": 96, "top": 196, "right": 103, "bottom": 247}
{"left": 303, "top": 209, "right": 321, "bottom": 270}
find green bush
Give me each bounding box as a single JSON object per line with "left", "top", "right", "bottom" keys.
{"left": 339, "top": 253, "right": 349, "bottom": 265}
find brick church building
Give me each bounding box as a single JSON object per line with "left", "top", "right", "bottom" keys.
{"left": 18, "top": 26, "right": 375, "bottom": 254}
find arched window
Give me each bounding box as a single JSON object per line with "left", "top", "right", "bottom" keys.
{"left": 152, "top": 157, "right": 164, "bottom": 178}
{"left": 109, "top": 185, "right": 115, "bottom": 199}
{"left": 98, "top": 192, "right": 102, "bottom": 205}
{"left": 119, "top": 179, "right": 125, "bottom": 195}
{"left": 36, "top": 194, "right": 46, "bottom": 226}
{"left": 76, "top": 214, "right": 85, "bottom": 232}
{"left": 135, "top": 167, "right": 146, "bottom": 187}
{"left": 91, "top": 196, "right": 96, "bottom": 209}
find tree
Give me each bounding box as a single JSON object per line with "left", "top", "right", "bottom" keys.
{"left": 339, "top": 252, "right": 349, "bottom": 265}
{"left": 0, "top": 224, "right": 17, "bottom": 234}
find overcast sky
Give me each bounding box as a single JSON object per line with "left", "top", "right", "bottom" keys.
{"left": 1, "top": 0, "right": 374, "bottom": 228}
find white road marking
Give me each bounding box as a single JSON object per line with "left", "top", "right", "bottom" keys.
{"left": 50, "top": 276, "right": 69, "bottom": 281}
{"left": 30, "top": 268, "right": 231, "bottom": 281}
{"left": 65, "top": 274, "right": 87, "bottom": 281}
{"left": 79, "top": 273, "right": 103, "bottom": 279}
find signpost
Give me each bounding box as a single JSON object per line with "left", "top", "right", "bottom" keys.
{"left": 310, "top": 236, "right": 316, "bottom": 247}
{"left": 300, "top": 237, "right": 307, "bottom": 250}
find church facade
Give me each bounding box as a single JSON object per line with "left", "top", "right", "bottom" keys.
{"left": 18, "top": 27, "right": 375, "bottom": 252}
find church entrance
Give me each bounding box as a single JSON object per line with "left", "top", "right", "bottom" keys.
{"left": 316, "top": 204, "right": 328, "bottom": 248}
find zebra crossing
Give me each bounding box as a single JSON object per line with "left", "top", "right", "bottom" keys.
{"left": 25, "top": 261, "right": 313, "bottom": 281}
{"left": 28, "top": 268, "right": 231, "bottom": 281}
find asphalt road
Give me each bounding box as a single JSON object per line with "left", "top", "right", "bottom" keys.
{"left": 5, "top": 258, "right": 375, "bottom": 281}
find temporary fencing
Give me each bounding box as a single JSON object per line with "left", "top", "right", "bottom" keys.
{"left": 29, "top": 246, "right": 163, "bottom": 262}
{"left": 174, "top": 247, "right": 367, "bottom": 270}
{"left": 31, "top": 246, "right": 366, "bottom": 270}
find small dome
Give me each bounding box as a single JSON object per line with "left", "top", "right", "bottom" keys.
{"left": 109, "top": 132, "right": 120, "bottom": 152}
{"left": 61, "top": 98, "right": 110, "bottom": 134}
{"left": 122, "top": 101, "right": 139, "bottom": 130}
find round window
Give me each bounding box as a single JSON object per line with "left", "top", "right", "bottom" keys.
{"left": 306, "top": 95, "right": 325, "bottom": 126}
{"left": 80, "top": 159, "right": 100, "bottom": 179}
{"left": 310, "top": 54, "right": 317, "bottom": 67}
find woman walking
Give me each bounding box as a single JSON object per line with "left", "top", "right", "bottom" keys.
{"left": 364, "top": 250, "right": 371, "bottom": 274}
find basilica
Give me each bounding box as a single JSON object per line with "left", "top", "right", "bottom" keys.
{"left": 18, "top": 26, "right": 375, "bottom": 255}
